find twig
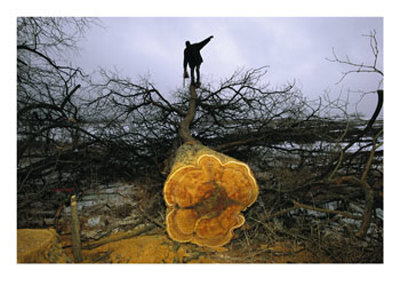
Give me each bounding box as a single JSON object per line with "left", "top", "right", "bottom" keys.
{"left": 76, "top": 224, "right": 156, "bottom": 251}
{"left": 361, "top": 129, "right": 383, "bottom": 183}
{"left": 292, "top": 200, "right": 362, "bottom": 220}
{"left": 243, "top": 246, "right": 306, "bottom": 260}
{"left": 328, "top": 117, "right": 350, "bottom": 180}
{"left": 116, "top": 191, "right": 165, "bottom": 229}
{"left": 355, "top": 180, "right": 374, "bottom": 238}
{"left": 137, "top": 203, "right": 165, "bottom": 229}
{"left": 331, "top": 176, "right": 375, "bottom": 238}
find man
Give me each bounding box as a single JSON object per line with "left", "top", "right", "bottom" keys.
{"left": 183, "top": 35, "right": 214, "bottom": 87}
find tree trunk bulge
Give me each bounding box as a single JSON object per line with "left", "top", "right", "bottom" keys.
{"left": 163, "top": 141, "right": 259, "bottom": 247}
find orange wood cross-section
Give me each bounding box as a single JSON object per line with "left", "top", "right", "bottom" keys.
{"left": 164, "top": 152, "right": 258, "bottom": 247}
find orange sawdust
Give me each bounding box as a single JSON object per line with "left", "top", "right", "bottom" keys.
{"left": 63, "top": 233, "right": 228, "bottom": 263}
{"left": 59, "top": 231, "right": 331, "bottom": 263}
{"left": 250, "top": 242, "right": 332, "bottom": 263}
{"left": 18, "top": 228, "right": 331, "bottom": 263}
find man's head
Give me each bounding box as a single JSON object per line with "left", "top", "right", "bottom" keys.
{"left": 185, "top": 41, "right": 191, "bottom": 48}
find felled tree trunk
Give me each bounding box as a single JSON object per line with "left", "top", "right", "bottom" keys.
{"left": 163, "top": 86, "right": 259, "bottom": 248}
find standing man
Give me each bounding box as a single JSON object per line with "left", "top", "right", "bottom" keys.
{"left": 184, "top": 35, "right": 214, "bottom": 87}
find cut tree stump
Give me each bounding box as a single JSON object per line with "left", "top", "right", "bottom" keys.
{"left": 17, "top": 229, "right": 71, "bottom": 263}
{"left": 163, "top": 142, "right": 258, "bottom": 247}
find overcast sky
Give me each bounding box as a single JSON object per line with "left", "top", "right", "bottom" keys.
{"left": 72, "top": 17, "right": 383, "bottom": 117}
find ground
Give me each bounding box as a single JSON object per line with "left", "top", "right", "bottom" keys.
{"left": 17, "top": 228, "right": 332, "bottom": 263}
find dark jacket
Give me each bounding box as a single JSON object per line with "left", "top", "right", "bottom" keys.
{"left": 184, "top": 37, "right": 212, "bottom": 69}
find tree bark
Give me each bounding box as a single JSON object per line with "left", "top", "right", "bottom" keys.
{"left": 178, "top": 85, "right": 198, "bottom": 143}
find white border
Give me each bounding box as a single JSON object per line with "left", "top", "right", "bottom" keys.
{"left": 3, "top": 1, "right": 398, "bottom": 301}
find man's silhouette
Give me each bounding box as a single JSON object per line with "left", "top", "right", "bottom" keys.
{"left": 184, "top": 35, "right": 214, "bottom": 87}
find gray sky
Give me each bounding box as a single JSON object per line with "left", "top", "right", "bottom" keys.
{"left": 73, "top": 17, "right": 383, "bottom": 117}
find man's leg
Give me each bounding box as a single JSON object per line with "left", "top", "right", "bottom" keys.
{"left": 195, "top": 65, "right": 201, "bottom": 87}
{"left": 190, "top": 67, "right": 195, "bottom": 86}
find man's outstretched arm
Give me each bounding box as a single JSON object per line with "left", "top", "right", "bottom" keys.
{"left": 196, "top": 35, "right": 214, "bottom": 50}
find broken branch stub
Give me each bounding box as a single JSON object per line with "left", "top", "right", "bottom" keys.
{"left": 163, "top": 142, "right": 258, "bottom": 247}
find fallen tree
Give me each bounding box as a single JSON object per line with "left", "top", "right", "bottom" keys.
{"left": 163, "top": 87, "right": 259, "bottom": 247}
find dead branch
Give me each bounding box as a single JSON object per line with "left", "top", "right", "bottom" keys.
{"left": 292, "top": 200, "right": 362, "bottom": 220}
{"left": 361, "top": 128, "right": 383, "bottom": 183}
{"left": 326, "top": 30, "right": 383, "bottom": 84}
{"left": 82, "top": 224, "right": 156, "bottom": 250}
